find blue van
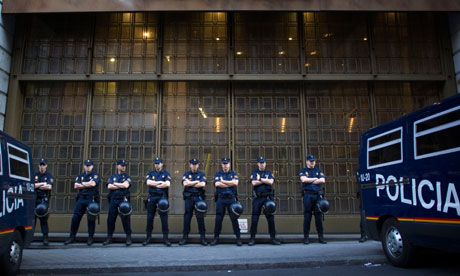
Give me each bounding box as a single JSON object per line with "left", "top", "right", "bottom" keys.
{"left": 357, "top": 93, "right": 460, "bottom": 267}
{"left": 0, "top": 131, "right": 35, "bottom": 276}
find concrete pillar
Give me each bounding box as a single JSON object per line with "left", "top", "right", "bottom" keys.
{"left": 450, "top": 13, "right": 460, "bottom": 94}
{"left": 0, "top": 0, "right": 14, "bottom": 130}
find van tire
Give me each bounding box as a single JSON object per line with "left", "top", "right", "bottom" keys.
{"left": 0, "top": 230, "right": 24, "bottom": 276}
{"left": 381, "top": 218, "right": 416, "bottom": 267}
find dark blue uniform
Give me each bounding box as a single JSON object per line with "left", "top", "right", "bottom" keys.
{"left": 213, "top": 170, "right": 240, "bottom": 236}
{"left": 250, "top": 169, "right": 276, "bottom": 236}
{"left": 145, "top": 170, "right": 171, "bottom": 234}
{"left": 107, "top": 173, "right": 132, "bottom": 236}
{"left": 299, "top": 167, "right": 325, "bottom": 236}
{"left": 182, "top": 170, "right": 207, "bottom": 235}
{"left": 34, "top": 172, "right": 54, "bottom": 234}
{"left": 70, "top": 171, "right": 100, "bottom": 237}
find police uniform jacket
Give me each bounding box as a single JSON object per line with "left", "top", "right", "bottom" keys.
{"left": 145, "top": 170, "right": 171, "bottom": 195}
{"left": 299, "top": 167, "right": 325, "bottom": 192}
{"left": 214, "top": 170, "right": 239, "bottom": 195}
{"left": 75, "top": 171, "right": 100, "bottom": 196}
{"left": 34, "top": 171, "right": 54, "bottom": 198}
{"left": 250, "top": 169, "right": 274, "bottom": 194}
{"left": 107, "top": 173, "right": 132, "bottom": 198}
{"left": 182, "top": 170, "right": 206, "bottom": 194}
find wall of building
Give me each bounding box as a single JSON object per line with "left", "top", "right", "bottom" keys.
{"left": 0, "top": 0, "right": 14, "bottom": 130}
{"left": 450, "top": 13, "right": 460, "bottom": 93}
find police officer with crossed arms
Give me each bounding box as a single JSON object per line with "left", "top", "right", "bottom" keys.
{"left": 64, "top": 159, "right": 100, "bottom": 246}
{"left": 179, "top": 158, "right": 208, "bottom": 246}
{"left": 104, "top": 160, "right": 133, "bottom": 246}
{"left": 142, "top": 157, "right": 172, "bottom": 246}
{"left": 34, "top": 158, "right": 54, "bottom": 246}
{"left": 299, "top": 154, "right": 327, "bottom": 244}
{"left": 248, "top": 157, "right": 281, "bottom": 246}
{"left": 211, "top": 157, "right": 243, "bottom": 246}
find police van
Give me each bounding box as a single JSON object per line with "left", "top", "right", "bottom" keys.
{"left": 357, "top": 93, "right": 460, "bottom": 267}
{"left": 0, "top": 131, "right": 35, "bottom": 276}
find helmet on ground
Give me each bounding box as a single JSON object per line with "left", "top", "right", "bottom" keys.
{"left": 263, "top": 200, "right": 277, "bottom": 215}
{"left": 316, "top": 198, "right": 330, "bottom": 214}
{"left": 194, "top": 200, "right": 208, "bottom": 218}
{"left": 118, "top": 201, "right": 133, "bottom": 217}
{"left": 157, "top": 198, "right": 170, "bottom": 214}
{"left": 35, "top": 203, "right": 49, "bottom": 217}
{"left": 229, "top": 202, "right": 244, "bottom": 220}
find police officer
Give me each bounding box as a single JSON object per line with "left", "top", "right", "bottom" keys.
{"left": 211, "top": 157, "right": 242, "bottom": 246}
{"left": 299, "top": 155, "right": 326, "bottom": 244}
{"left": 64, "top": 160, "right": 100, "bottom": 246}
{"left": 179, "top": 158, "right": 207, "bottom": 246}
{"left": 248, "top": 157, "right": 281, "bottom": 246}
{"left": 142, "top": 157, "right": 172, "bottom": 247}
{"left": 34, "top": 158, "right": 54, "bottom": 246}
{"left": 103, "top": 160, "right": 132, "bottom": 246}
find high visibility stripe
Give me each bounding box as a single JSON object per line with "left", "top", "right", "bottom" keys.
{"left": 0, "top": 225, "right": 33, "bottom": 235}
{"left": 366, "top": 216, "right": 460, "bottom": 224}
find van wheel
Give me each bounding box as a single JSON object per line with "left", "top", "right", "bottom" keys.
{"left": 0, "top": 230, "right": 24, "bottom": 276}
{"left": 381, "top": 218, "right": 416, "bottom": 267}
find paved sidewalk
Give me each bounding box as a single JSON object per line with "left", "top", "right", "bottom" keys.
{"left": 20, "top": 238, "right": 386, "bottom": 275}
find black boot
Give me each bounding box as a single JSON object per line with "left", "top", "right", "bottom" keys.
{"left": 270, "top": 235, "right": 281, "bottom": 245}
{"left": 235, "top": 235, "right": 242, "bottom": 246}
{"left": 248, "top": 235, "right": 256, "bottom": 246}
{"left": 163, "top": 234, "right": 171, "bottom": 247}
{"left": 126, "top": 234, "right": 132, "bottom": 246}
{"left": 179, "top": 234, "right": 188, "bottom": 246}
{"left": 143, "top": 232, "right": 152, "bottom": 246}
{"left": 103, "top": 236, "right": 112, "bottom": 246}
{"left": 64, "top": 234, "right": 76, "bottom": 245}
{"left": 359, "top": 235, "right": 367, "bottom": 243}
{"left": 87, "top": 236, "right": 93, "bottom": 246}
{"left": 303, "top": 234, "right": 309, "bottom": 244}
{"left": 200, "top": 235, "right": 208, "bottom": 246}
{"left": 318, "top": 234, "right": 327, "bottom": 244}
{"left": 43, "top": 234, "right": 49, "bottom": 246}
{"left": 210, "top": 235, "right": 219, "bottom": 246}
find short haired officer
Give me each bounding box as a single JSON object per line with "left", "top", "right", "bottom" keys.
{"left": 299, "top": 155, "right": 326, "bottom": 244}
{"left": 179, "top": 158, "right": 207, "bottom": 246}
{"left": 104, "top": 160, "right": 132, "bottom": 246}
{"left": 211, "top": 157, "right": 242, "bottom": 246}
{"left": 248, "top": 157, "right": 281, "bottom": 246}
{"left": 34, "top": 158, "right": 54, "bottom": 246}
{"left": 64, "top": 159, "right": 100, "bottom": 246}
{"left": 142, "top": 157, "right": 172, "bottom": 247}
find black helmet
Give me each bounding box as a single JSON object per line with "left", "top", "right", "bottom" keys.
{"left": 263, "top": 200, "right": 277, "bottom": 215}
{"left": 87, "top": 202, "right": 100, "bottom": 221}
{"left": 316, "top": 198, "right": 330, "bottom": 214}
{"left": 194, "top": 200, "right": 208, "bottom": 218}
{"left": 118, "top": 201, "right": 133, "bottom": 217}
{"left": 157, "top": 198, "right": 170, "bottom": 214}
{"left": 229, "top": 202, "right": 243, "bottom": 220}
{"left": 35, "top": 203, "right": 49, "bottom": 217}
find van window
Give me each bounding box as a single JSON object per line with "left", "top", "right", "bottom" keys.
{"left": 414, "top": 106, "right": 460, "bottom": 159}
{"left": 367, "top": 127, "right": 402, "bottom": 169}
{"left": 7, "top": 143, "right": 30, "bottom": 181}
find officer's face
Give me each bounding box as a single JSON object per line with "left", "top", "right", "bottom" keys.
{"left": 307, "top": 160, "right": 316, "bottom": 169}
{"left": 190, "top": 163, "right": 199, "bottom": 172}
{"left": 117, "top": 164, "right": 126, "bottom": 173}
{"left": 222, "top": 162, "right": 230, "bottom": 172}
{"left": 155, "top": 162, "right": 163, "bottom": 171}
{"left": 258, "top": 162, "right": 266, "bottom": 171}
{"left": 39, "top": 163, "right": 47, "bottom": 173}
{"left": 84, "top": 165, "right": 93, "bottom": 173}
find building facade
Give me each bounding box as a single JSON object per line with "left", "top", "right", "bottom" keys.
{"left": 1, "top": 1, "right": 459, "bottom": 234}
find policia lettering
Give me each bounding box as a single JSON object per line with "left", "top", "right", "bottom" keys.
{"left": 179, "top": 158, "right": 208, "bottom": 246}
{"left": 104, "top": 160, "right": 133, "bottom": 246}
{"left": 64, "top": 160, "right": 100, "bottom": 246}
{"left": 142, "top": 157, "right": 172, "bottom": 246}
{"left": 34, "top": 158, "right": 54, "bottom": 246}
{"left": 248, "top": 157, "right": 281, "bottom": 246}
{"left": 299, "top": 155, "right": 327, "bottom": 244}
{"left": 211, "top": 157, "right": 243, "bottom": 246}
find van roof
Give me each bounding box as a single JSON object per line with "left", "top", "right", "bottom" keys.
{"left": 0, "top": 130, "right": 31, "bottom": 151}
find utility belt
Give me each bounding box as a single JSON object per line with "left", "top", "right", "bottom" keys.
{"left": 183, "top": 191, "right": 205, "bottom": 200}
{"left": 253, "top": 190, "right": 274, "bottom": 199}
{"left": 77, "top": 194, "right": 99, "bottom": 201}
{"left": 215, "top": 193, "right": 236, "bottom": 200}
{"left": 36, "top": 195, "right": 49, "bottom": 203}
{"left": 302, "top": 190, "right": 323, "bottom": 196}
{"left": 108, "top": 194, "right": 130, "bottom": 202}
{"left": 149, "top": 191, "right": 166, "bottom": 197}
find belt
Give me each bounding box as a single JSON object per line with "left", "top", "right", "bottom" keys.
{"left": 255, "top": 191, "right": 274, "bottom": 198}
{"left": 112, "top": 196, "right": 127, "bottom": 200}
{"left": 79, "top": 195, "right": 95, "bottom": 200}
{"left": 149, "top": 191, "right": 165, "bottom": 196}
{"left": 218, "top": 194, "right": 235, "bottom": 199}
{"left": 303, "top": 190, "right": 319, "bottom": 195}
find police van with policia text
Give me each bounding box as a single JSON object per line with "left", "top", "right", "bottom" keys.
{"left": 357, "top": 93, "right": 460, "bottom": 267}
{"left": 0, "top": 131, "right": 35, "bottom": 276}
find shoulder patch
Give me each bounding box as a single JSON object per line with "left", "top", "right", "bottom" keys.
{"left": 94, "top": 175, "right": 98, "bottom": 179}
{"left": 50, "top": 178, "right": 54, "bottom": 183}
